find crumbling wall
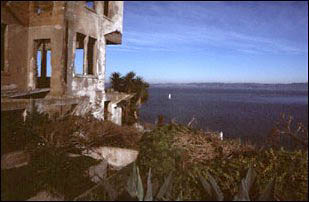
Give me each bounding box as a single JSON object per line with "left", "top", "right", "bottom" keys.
{"left": 65, "top": 2, "right": 106, "bottom": 99}
{"left": 108, "top": 103, "right": 122, "bottom": 125}
{"left": 103, "top": 1, "right": 123, "bottom": 36}
{"left": 65, "top": 1, "right": 123, "bottom": 98}
{"left": 27, "top": 2, "right": 67, "bottom": 96}
{"left": 1, "top": 3, "right": 29, "bottom": 90}
{"left": 1, "top": 1, "right": 124, "bottom": 122}
{"left": 64, "top": 1, "right": 119, "bottom": 120}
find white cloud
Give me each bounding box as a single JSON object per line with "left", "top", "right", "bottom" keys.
{"left": 120, "top": 2, "right": 308, "bottom": 55}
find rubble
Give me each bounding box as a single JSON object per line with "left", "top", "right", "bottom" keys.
{"left": 1, "top": 150, "right": 30, "bottom": 170}
{"left": 82, "top": 146, "right": 139, "bottom": 170}
{"left": 27, "top": 190, "right": 64, "bottom": 201}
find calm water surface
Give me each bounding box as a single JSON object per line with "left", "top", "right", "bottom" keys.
{"left": 140, "top": 86, "right": 308, "bottom": 146}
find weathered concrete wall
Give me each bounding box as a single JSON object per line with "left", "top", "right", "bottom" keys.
{"left": 1, "top": 3, "right": 29, "bottom": 89}
{"left": 104, "top": 1, "right": 123, "bottom": 35}
{"left": 108, "top": 103, "right": 122, "bottom": 125}
{"left": 65, "top": 1, "right": 124, "bottom": 121}
{"left": 1, "top": 1, "right": 123, "bottom": 93}
{"left": 26, "top": 26, "right": 64, "bottom": 93}
{"left": 1, "top": 2, "right": 68, "bottom": 94}
{"left": 6, "top": 25, "right": 28, "bottom": 89}
{"left": 65, "top": 2, "right": 108, "bottom": 98}
{"left": 27, "top": 2, "right": 67, "bottom": 96}
{"left": 28, "top": 2, "right": 62, "bottom": 27}
{"left": 1, "top": 1, "right": 124, "bottom": 122}
{"left": 82, "top": 146, "right": 139, "bottom": 170}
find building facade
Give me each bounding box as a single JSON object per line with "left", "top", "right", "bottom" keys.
{"left": 1, "top": 1, "right": 127, "bottom": 125}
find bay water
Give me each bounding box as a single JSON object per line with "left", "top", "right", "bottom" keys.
{"left": 139, "top": 84, "right": 308, "bottom": 147}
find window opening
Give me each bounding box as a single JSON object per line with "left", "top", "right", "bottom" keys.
{"left": 35, "top": 39, "right": 51, "bottom": 88}
{"left": 104, "top": 1, "right": 109, "bottom": 17}
{"left": 74, "top": 33, "right": 86, "bottom": 75}
{"left": 86, "top": 1, "right": 95, "bottom": 10}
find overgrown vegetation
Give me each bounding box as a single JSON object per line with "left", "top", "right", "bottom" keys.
{"left": 267, "top": 113, "right": 308, "bottom": 150}
{"left": 119, "top": 162, "right": 276, "bottom": 201}
{"left": 1, "top": 109, "right": 142, "bottom": 200}
{"left": 1, "top": 109, "right": 308, "bottom": 201}
{"left": 137, "top": 122, "right": 308, "bottom": 201}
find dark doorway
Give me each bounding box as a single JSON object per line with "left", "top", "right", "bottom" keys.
{"left": 104, "top": 101, "right": 111, "bottom": 120}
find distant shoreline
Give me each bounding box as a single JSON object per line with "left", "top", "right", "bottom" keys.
{"left": 147, "top": 82, "right": 308, "bottom": 90}
{"left": 106, "top": 82, "right": 308, "bottom": 89}
{"left": 150, "top": 82, "right": 308, "bottom": 85}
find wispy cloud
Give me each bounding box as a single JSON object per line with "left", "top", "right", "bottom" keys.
{"left": 106, "top": 2, "right": 308, "bottom": 83}
{"left": 114, "top": 1, "right": 308, "bottom": 55}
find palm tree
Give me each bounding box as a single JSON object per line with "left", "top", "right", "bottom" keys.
{"left": 123, "top": 71, "right": 136, "bottom": 93}
{"left": 109, "top": 71, "right": 150, "bottom": 125}
{"left": 110, "top": 72, "right": 122, "bottom": 91}
{"left": 133, "top": 76, "right": 149, "bottom": 106}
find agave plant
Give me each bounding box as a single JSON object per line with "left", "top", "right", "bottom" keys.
{"left": 126, "top": 163, "right": 174, "bottom": 201}
{"left": 199, "top": 166, "right": 276, "bottom": 201}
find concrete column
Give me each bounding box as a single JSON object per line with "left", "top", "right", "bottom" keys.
{"left": 66, "top": 22, "right": 74, "bottom": 95}
{"left": 101, "top": 38, "right": 106, "bottom": 77}
{"left": 50, "top": 28, "right": 66, "bottom": 96}
{"left": 27, "top": 39, "right": 36, "bottom": 90}
{"left": 83, "top": 36, "right": 89, "bottom": 75}
{"left": 41, "top": 42, "right": 47, "bottom": 79}
{"left": 96, "top": 36, "right": 106, "bottom": 91}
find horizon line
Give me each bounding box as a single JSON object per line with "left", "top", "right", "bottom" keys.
{"left": 105, "top": 81, "right": 308, "bottom": 85}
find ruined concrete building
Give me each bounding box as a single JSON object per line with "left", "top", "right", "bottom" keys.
{"left": 1, "top": 1, "right": 131, "bottom": 125}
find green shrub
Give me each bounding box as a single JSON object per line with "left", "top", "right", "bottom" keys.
{"left": 137, "top": 123, "right": 308, "bottom": 201}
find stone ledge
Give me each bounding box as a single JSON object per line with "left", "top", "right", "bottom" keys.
{"left": 1, "top": 150, "right": 30, "bottom": 170}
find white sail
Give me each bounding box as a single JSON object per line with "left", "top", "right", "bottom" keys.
{"left": 168, "top": 93, "right": 171, "bottom": 99}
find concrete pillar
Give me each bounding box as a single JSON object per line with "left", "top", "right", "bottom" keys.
{"left": 27, "top": 40, "right": 37, "bottom": 90}
{"left": 41, "top": 42, "right": 47, "bottom": 79}
{"left": 66, "top": 22, "right": 75, "bottom": 95}
{"left": 96, "top": 36, "right": 106, "bottom": 91}
{"left": 83, "top": 36, "right": 89, "bottom": 75}
{"left": 101, "top": 38, "right": 106, "bottom": 77}
{"left": 50, "top": 28, "right": 66, "bottom": 96}
{"left": 48, "top": 2, "right": 68, "bottom": 96}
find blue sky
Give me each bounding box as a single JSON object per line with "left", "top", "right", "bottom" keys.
{"left": 106, "top": 1, "right": 308, "bottom": 84}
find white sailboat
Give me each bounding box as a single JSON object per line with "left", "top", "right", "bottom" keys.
{"left": 168, "top": 93, "right": 171, "bottom": 99}
{"left": 219, "top": 131, "right": 223, "bottom": 140}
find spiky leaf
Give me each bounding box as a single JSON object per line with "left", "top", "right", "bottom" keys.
{"left": 207, "top": 172, "right": 224, "bottom": 201}
{"left": 233, "top": 166, "right": 256, "bottom": 201}
{"left": 233, "top": 180, "right": 250, "bottom": 201}
{"left": 258, "top": 178, "right": 276, "bottom": 201}
{"left": 156, "top": 172, "right": 173, "bottom": 200}
{"left": 199, "top": 175, "right": 213, "bottom": 198}
{"left": 127, "top": 163, "right": 138, "bottom": 198}
{"left": 144, "top": 168, "right": 153, "bottom": 201}
{"left": 136, "top": 166, "right": 144, "bottom": 201}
